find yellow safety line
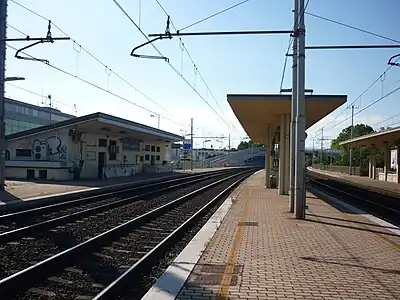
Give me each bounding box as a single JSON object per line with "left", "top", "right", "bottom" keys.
{"left": 216, "top": 192, "right": 252, "bottom": 299}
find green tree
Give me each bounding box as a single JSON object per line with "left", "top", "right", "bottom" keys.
{"left": 330, "top": 124, "right": 384, "bottom": 175}
{"left": 237, "top": 140, "right": 264, "bottom": 150}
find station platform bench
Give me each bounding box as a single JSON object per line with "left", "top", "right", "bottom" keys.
{"left": 308, "top": 167, "right": 400, "bottom": 198}
{"left": 145, "top": 170, "right": 400, "bottom": 300}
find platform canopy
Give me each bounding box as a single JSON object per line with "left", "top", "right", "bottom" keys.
{"left": 228, "top": 94, "right": 347, "bottom": 143}
{"left": 6, "top": 112, "right": 183, "bottom": 143}
{"left": 339, "top": 126, "right": 400, "bottom": 148}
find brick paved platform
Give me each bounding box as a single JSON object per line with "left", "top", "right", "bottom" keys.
{"left": 177, "top": 171, "right": 400, "bottom": 300}
{"left": 308, "top": 167, "right": 400, "bottom": 197}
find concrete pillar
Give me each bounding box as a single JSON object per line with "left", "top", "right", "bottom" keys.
{"left": 371, "top": 146, "right": 377, "bottom": 180}
{"left": 278, "top": 115, "right": 286, "bottom": 195}
{"left": 396, "top": 146, "right": 400, "bottom": 183}
{"left": 383, "top": 142, "right": 389, "bottom": 181}
{"left": 284, "top": 119, "right": 290, "bottom": 194}
{"left": 265, "top": 125, "right": 271, "bottom": 188}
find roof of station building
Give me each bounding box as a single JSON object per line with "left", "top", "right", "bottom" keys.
{"left": 228, "top": 94, "right": 347, "bottom": 143}
{"left": 339, "top": 126, "right": 400, "bottom": 148}
{"left": 6, "top": 112, "right": 183, "bottom": 143}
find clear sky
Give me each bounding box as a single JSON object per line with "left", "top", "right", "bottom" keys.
{"left": 5, "top": 0, "right": 400, "bottom": 150}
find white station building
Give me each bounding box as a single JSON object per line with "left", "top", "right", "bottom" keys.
{"left": 5, "top": 112, "right": 183, "bottom": 181}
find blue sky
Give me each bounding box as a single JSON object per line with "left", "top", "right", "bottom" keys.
{"left": 5, "top": 0, "right": 400, "bottom": 149}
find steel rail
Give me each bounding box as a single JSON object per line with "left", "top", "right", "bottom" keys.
{"left": 307, "top": 178, "right": 400, "bottom": 225}
{"left": 0, "top": 169, "right": 231, "bottom": 221}
{"left": 0, "top": 169, "right": 253, "bottom": 296}
{"left": 0, "top": 169, "right": 242, "bottom": 243}
{"left": 92, "top": 170, "right": 253, "bottom": 299}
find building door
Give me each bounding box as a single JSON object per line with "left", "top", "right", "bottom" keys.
{"left": 98, "top": 152, "right": 106, "bottom": 179}
{"left": 151, "top": 155, "right": 155, "bottom": 166}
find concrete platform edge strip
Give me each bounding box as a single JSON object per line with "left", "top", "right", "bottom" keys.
{"left": 307, "top": 185, "right": 400, "bottom": 236}
{"left": 141, "top": 177, "right": 245, "bottom": 299}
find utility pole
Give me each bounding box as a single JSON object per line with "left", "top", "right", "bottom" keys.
{"left": 348, "top": 104, "right": 358, "bottom": 175}
{"left": 289, "top": 0, "right": 298, "bottom": 213}
{"left": 190, "top": 117, "right": 194, "bottom": 171}
{"left": 0, "top": 0, "right": 7, "bottom": 191}
{"left": 228, "top": 133, "right": 231, "bottom": 165}
{"left": 294, "top": 0, "right": 306, "bottom": 219}
{"left": 320, "top": 128, "right": 324, "bottom": 165}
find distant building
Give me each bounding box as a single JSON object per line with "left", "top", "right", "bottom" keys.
{"left": 4, "top": 97, "right": 75, "bottom": 135}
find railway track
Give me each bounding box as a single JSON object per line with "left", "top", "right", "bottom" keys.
{"left": 0, "top": 168, "right": 256, "bottom": 299}
{"left": 0, "top": 168, "right": 246, "bottom": 280}
{"left": 0, "top": 168, "right": 234, "bottom": 236}
{"left": 307, "top": 174, "right": 400, "bottom": 226}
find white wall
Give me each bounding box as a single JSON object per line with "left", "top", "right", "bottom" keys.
{"left": 6, "top": 127, "right": 176, "bottom": 180}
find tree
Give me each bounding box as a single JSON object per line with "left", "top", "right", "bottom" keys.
{"left": 330, "top": 123, "right": 384, "bottom": 174}
{"left": 237, "top": 140, "right": 264, "bottom": 150}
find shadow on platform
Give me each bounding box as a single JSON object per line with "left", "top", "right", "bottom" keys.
{"left": 305, "top": 218, "right": 400, "bottom": 238}
{"left": 307, "top": 213, "right": 399, "bottom": 230}
{"left": 0, "top": 190, "right": 23, "bottom": 203}
{"left": 300, "top": 256, "right": 400, "bottom": 275}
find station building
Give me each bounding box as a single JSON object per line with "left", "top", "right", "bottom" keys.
{"left": 5, "top": 112, "right": 182, "bottom": 181}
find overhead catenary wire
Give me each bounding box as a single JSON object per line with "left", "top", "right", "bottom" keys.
{"left": 178, "top": 0, "right": 252, "bottom": 32}
{"left": 309, "top": 55, "right": 400, "bottom": 140}
{"left": 112, "top": 0, "right": 243, "bottom": 136}
{"left": 5, "top": 43, "right": 184, "bottom": 127}
{"left": 305, "top": 12, "right": 400, "bottom": 44}
{"left": 154, "top": 0, "right": 241, "bottom": 135}
{"left": 8, "top": 0, "right": 178, "bottom": 118}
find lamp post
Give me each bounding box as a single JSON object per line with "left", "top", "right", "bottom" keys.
{"left": 150, "top": 114, "right": 160, "bottom": 129}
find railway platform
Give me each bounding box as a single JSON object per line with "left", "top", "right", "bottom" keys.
{"left": 145, "top": 170, "right": 400, "bottom": 300}
{"left": 308, "top": 167, "right": 400, "bottom": 197}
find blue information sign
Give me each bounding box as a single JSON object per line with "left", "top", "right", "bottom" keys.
{"left": 183, "top": 143, "right": 192, "bottom": 150}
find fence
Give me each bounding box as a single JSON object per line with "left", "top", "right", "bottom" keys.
{"left": 311, "top": 164, "right": 362, "bottom": 176}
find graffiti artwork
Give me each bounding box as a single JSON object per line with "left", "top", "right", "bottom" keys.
{"left": 32, "top": 136, "right": 67, "bottom": 163}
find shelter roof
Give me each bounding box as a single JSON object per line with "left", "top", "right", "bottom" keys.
{"left": 339, "top": 126, "right": 400, "bottom": 148}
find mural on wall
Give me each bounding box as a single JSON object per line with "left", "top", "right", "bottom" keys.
{"left": 32, "top": 136, "right": 67, "bottom": 164}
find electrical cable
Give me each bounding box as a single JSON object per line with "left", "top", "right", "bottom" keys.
{"left": 305, "top": 12, "right": 400, "bottom": 44}
{"left": 323, "top": 84, "right": 400, "bottom": 133}
{"left": 309, "top": 55, "right": 400, "bottom": 140}
{"left": 371, "top": 112, "right": 400, "bottom": 129}
{"left": 6, "top": 43, "right": 184, "bottom": 127}
{"left": 154, "top": 0, "right": 242, "bottom": 135}
{"left": 8, "top": 0, "right": 179, "bottom": 119}
{"left": 178, "top": 0, "right": 252, "bottom": 32}
{"left": 112, "top": 0, "right": 244, "bottom": 136}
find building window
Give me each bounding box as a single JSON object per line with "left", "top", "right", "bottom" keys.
{"left": 156, "top": 146, "right": 160, "bottom": 153}
{"left": 151, "top": 145, "right": 156, "bottom": 152}
{"left": 99, "top": 139, "right": 107, "bottom": 147}
{"left": 109, "top": 140, "right": 117, "bottom": 161}
{"left": 16, "top": 149, "right": 32, "bottom": 157}
{"left": 145, "top": 145, "right": 150, "bottom": 151}
{"left": 156, "top": 155, "right": 161, "bottom": 161}
{"left": 140, "top": 156, "right": 144, "bottom": 162}
{"left": 145, "top": 154, "right": 150, "bottom": 161}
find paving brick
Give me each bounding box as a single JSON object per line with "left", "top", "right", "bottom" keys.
{"left": 177, "top": 171, "right": 400, "bottom": 300}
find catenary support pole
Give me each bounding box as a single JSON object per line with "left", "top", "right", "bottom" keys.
{"left": 349, "top": 105, "right": 354, "bottom": 175}
{"left": 294, "top": 0, "right": 306, "bottom": 219}
{"left": 0, "top": 0, "right": 7, "bottom": 191}
{"left": 289, "top": 0, "right": 298, "bottom": 212}
{"left": 190, "top": 117, "right": 194, "bottom": 171}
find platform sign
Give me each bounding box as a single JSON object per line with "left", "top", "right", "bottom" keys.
{"left": 183, "top": 143, "right": 191, "bottom": 150}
